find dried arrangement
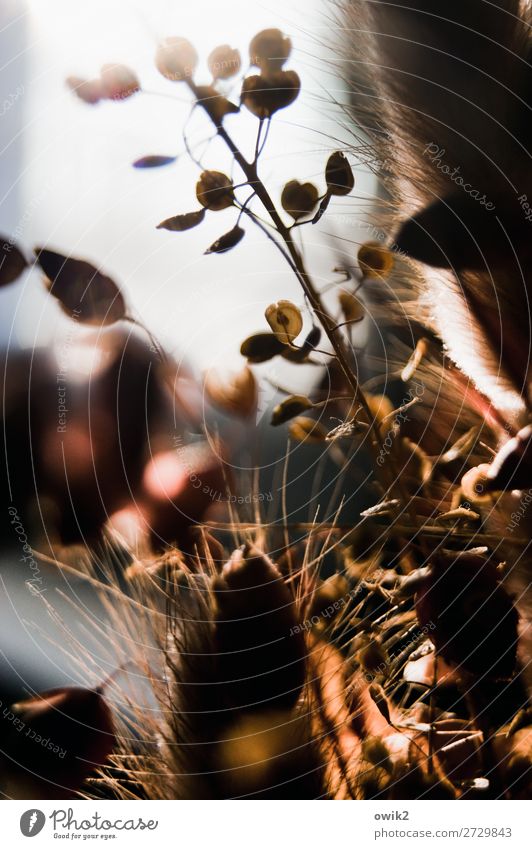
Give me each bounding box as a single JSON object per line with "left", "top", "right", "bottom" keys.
{"left": 1, "top": 7, "right": 531, "bottom": 800}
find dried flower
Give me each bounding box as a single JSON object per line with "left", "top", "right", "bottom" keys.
{"left": 281, "top": 179, "right": 319, "bottom": 220}
{"left": 155, "top": 37, "right": 198, "bottom": 82}
{"left": 196, "top": 170, "right": 234, "bottom": 210}
{"left": 208, "top": 44, "right": 241, "bottom": 80}
{"left": 357, "top": 242, "right": 394, "bottom": 278}
{"left": 241, "top": 70, "right": 300, "bottom": 118}
{"left": 265, "top": 299, "right": 303, "bottom": 344}
{"left": 249, "top": 28, "right": 292, "bottom": 74}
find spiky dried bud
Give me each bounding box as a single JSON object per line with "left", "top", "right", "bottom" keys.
{"left": 155, "top": 37, "right": 198, "bottom": 82}
{"left": 196, "top": 170, "right": 234, "bottom": 210}
{"left": 265, "top": 299, "right": 303, "bottom": 344}
{"left": 358, "top": 242, "right": 394, "bottom": 278}
{"left": 204, "top": 366, "right": 257, "bottom": 418}
{"left": 325, "top": 151, "right": 354, "bottom": 196}
{"left": 100, "top": 63, "right": 140, "bottom": 100}
{"left": 208, "top": 44, "right": 241, "bottom": 80}
{"left": 281, "top": 179, "right": 319, "bottom": 220}
{"left": 338, "top": 290, "right": 365, "bottom": 322}
{"left": 241, "top": 70, "right": 300, "bottom": 118}
{"left": 271, "top": 395, "right": 312, "bottom": 426}
{"left": 249, "top": 28, "right": 292, "bottom": 74}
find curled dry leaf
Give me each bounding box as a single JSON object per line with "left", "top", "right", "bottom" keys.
{"left": 195, "top": 85, "right": 239, "bottom": 125}
{"left": 338, "top": 290, "right": 365, "bottom": 323}
{"left": 133, "top": 154, "right": 177, "bottom": 169}
{"left": 436, "top": 507, "right": 481, "bottom": 526}
{"left": 265, "top": 299, "right": 303, "bottom": 344}
{"left": 240, "top": 331, "right": 287, "bottom": 363}
{"left": 155, "top": 36, "right": 198, "bottom": 82}
{"left": 249, "top": 28, "right": 292, "bottom": 75}
{"left": 325, "top": 151, "right": 354, "bottom": 196}
{"left": 401, "top": 337, "right": 428, "bottom": 382}
{"left": 0, "top": 239, "right": 27, "bottom": 286}
{"left": 205, "top": 224, "right": 245, "bottom": 254}
{"left": 196, "top": 170, "right": 234, "bottom": 211}
{"left": 66, "top": 75, "right": 104, "bottom": 104}
{"left": 35, "top": 247, "right": 126, "bottom": 325}
{"left": 358, "top": 242, "right": 394, "bottom": 279}
{"left": 288, "top": 416, "right": 328, "bottom": 444}
{"left": 100, "top": 63, "right": 140, "bottom": 100}
{"left": 271, "top": 394, "right": 312, "bottom": 426}
{"left": 204, "top": 365, "right": 257, "bottom": 418}
{"left": 241, "top": 70, "right": 300, "bottom": 118}
{"left": 281, "top": 179, "right": 319, "bottom": 220}
{"left": 208, "top": 44, "right": 241, "bottom": 80}
{"left": 157, "top": 208, "right": 206, "bottom": 231}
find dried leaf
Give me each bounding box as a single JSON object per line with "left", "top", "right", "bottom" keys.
{"left": 204, "top": 366, "right": 257, "bottom": 418}
{"left": 133, "top": 155, "right": 177, "bottom": 169}
{"left": 401, "top": 337, "right": 428, "bottom": 382}
{"left": 361, "top": 499, "right": 400, "bottom": 518}
{"left": 208, "top": 45, "right": 241, "bottom": 80}
{"left": 0, "top": 239, "right": 27, "bottom": 286}
{"left": 436, "top": 507, "right": 481, "bottom": 525}
{"left": 157, "top": 209, "right": 206, "bottom": 231}
{"left": 312, "top": 193, "right": 331, "bottom": 224}
{"left": 205, "top": 225, "right": 245, "bottom": 254}
{"left": 240, "top": 332, "right": 287, "bottom": 363}
{"left": 100, "top": 63, "right": 140, "bottom": 100}
{"left": 368, "top": 683, "right": 392, "bottom": 724}
{"left": 271, "top": 394, "right": 312, "bottom": 426}
{"left": 35, "top": 247, "right": 126, "bottom": 325}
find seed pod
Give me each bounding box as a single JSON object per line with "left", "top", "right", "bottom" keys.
{"left": 265, "top": 299, "right": 303, "bottom": 344}
{"left": 325, "top": 151, "right": 354, "bottom": 196}
{"left": 271, "top": 394, "right": 312, "bottom": 426}
{"left": 35, "top": 247, "right": 126, "bottom": 325}
{"left": 338, "top": 290, "right": 365, "bottom": 322}
{"left": 157, "top": 208, "right": 206, "bottom": 231}
{"left": 461, "top": 463, "right": 493, "bottom": 505}
{"left": 100, "top": 63, "right": 140, "bottom": 100}
{"left": 358, "top": 242, "right": 394, "bottom": 278}
{"left": 204, "top": 365, "right": 258, "bottom": 418}
{"left": 289, "top": 416, "right": 328, "bottom": 444}
{"left": 196, "top": 170, "right": 234, "bottom": 211}
{"left": 195, "top": 84, "right": 239, "bottom": 125}
{"left": 241, "top": 70, "right": 300, "bottom": 118}
{"left": 240, "top": 331, "right": 287, "bottom": 363}
{"left": 368, "top": 682, "right": 392, "bottom": 724}
{"left": 281, "top": 179, "right": 319, "bottom": 220}
{"left": 155, "top": 36, "right": 198, "bottom": 82}
{"left": 66, "top": 75, "right": 104, "bottom": 104}
{"left": 133, "top": 154, "right": 177, "bottom": 168}
{"left": 212, "top": 546, "right": 306, "bottom": 712}
{"left": 204, "top": 224, "right": 245, "bottom": 254}
{"left": 0, "top": 239, "right": 27, "bottom": 286}
{"left": 208, "top": 44, "right": 241, "bottom": 80}
{"left": 249, "top": 28, "right": 292, "bottom": 74}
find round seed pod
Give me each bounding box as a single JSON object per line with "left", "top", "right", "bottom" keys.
{"left": 155, "top": 37, "right": 198, "bottom": 82}
{"left": 240, "top": 331, "right": 287, "bottom": 363}
{"left": 241, "top": 70, "right": 300, "bottom": 118}
{"left": 196, "top": 170, "right": 234, "bottom": 210}
{"left": 249, "top": 28, "right": 292, "bottom": 74}
{"left": 100, "top": 63, "right": 140, "bottom": 100}
{"left": 338, "top": 290, "right": 365, "bottom": 322}
{"left": 66, "top": 75, "right": 104, "bottom": 105}
{"left": 204, "top": 366, "right": 258, "bottom": 419}
{"left": 271, "top": 394, "right": 312, "bottom": 426}
{"left": 281, "top": 180, "right": 319, "bottom": 220}
{"left": 265, "top": 299, "right": 303, "bottom": 344}
{"left": 208, "top": 44, "right": 241, "bottom": 80}
{"left": 325, "top": 151, "right": 354, "bottom": 196}
{"left": 357, "top": 242, "right": 394, "bottom": 278}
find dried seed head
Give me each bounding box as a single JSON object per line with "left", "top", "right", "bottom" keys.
{"left": 208, "top": 44, "right": 241, "bottom": 80}
{"left": 196, "top": 170, "right": 234, "bottom": 210}
{"left": 357, "top": 242, "right": 394, "bottom": 278}
{"left": 205, "top": 224, "right": 245, "bottom": 254}
{"left": 281, "top": 179, "right": 319, "bottom": 220}
{"left": 155, "top": 36, "right": 198, "bottom": 82}
{"left": 240, "top": 331, "right": 287, "bottom": 363}
{"left": 265, "top": 299, "right": 303, "bottom": 344}
{"left": 204, "top": 365, "right": 258, "bottom": 418}
{"left": 271, "top": 394, "right": 312, "bottom": 425}
{"left": 461, "top": 463, "right": 493, "bottom": 505}
{"left": 249, "top": 28, "right": 292, "bottom": 74}
{"left": 67, "top": 75, "right": 104, "bottom": 104}
{"left": 241, "top": 70, "right": 300, "bottom": 118}
{"left": 325, "top": 151, "right": 354, "bottom": 196}
{"left": 338, "top": 290, "right": 365, "bottom": 322}
{"left": 100, "top": 63, "right": 140, "bottom": 100}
